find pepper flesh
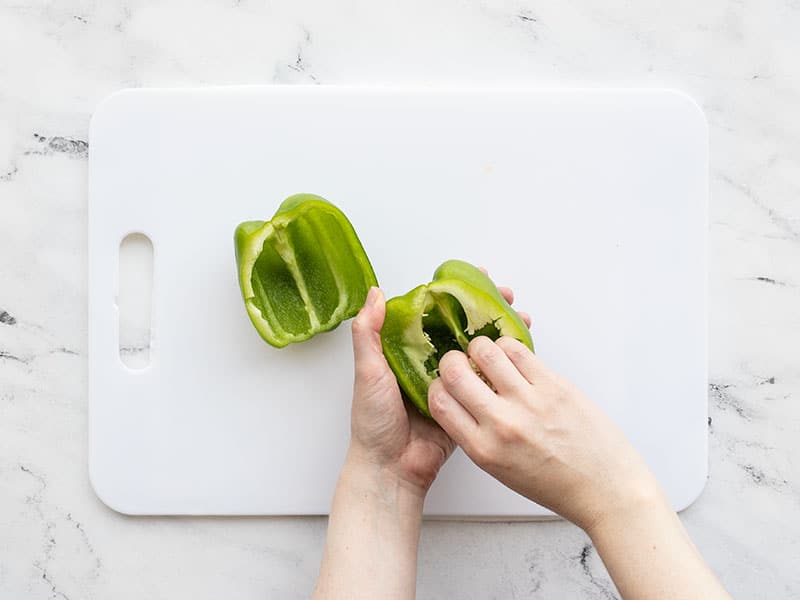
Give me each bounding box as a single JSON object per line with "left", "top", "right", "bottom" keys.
{"left": 381, "top": 260, "right": 534, "bottom": 417}
{"left": 235, "top": 194, "right": 378, "bottom": 347}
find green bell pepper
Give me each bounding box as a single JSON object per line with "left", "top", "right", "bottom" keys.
{"left": 234, "top": 194, "right": 378, "bottom": 348}
{"left": 381, "top": 260, "right": 534, "bottom": 417}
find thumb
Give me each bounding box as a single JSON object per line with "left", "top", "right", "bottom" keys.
{"left": 351, "top": 287, "right": 386, "bottom": 371}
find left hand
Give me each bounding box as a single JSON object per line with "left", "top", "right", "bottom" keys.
{"left": 348, "top": 287, "right": 453, "bottom": 496}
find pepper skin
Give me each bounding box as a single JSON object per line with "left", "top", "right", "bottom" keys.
{"left": 381, "top": 260, "right": 534, "bottom": 417}
{"left": 235, "top": 194, "right": 378, "bottom": 348}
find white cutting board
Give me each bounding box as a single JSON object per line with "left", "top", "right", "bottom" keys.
{"left": 88, "top": 86, "right": 708, "bottom": 517}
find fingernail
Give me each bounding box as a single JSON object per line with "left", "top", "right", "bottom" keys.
{"left": 366, "top": 286, "right": 380, "bottom": 306}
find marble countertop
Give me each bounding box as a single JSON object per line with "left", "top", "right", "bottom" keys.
{"left": 1, "top": 1, "right": 798, "bottom": 598}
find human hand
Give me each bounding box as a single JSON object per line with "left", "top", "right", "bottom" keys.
{"left": 428, "top": 335, "right": 661, "bottom": 531}
{"left": 347, "top": 286, "right": 454, "bottom": 496}
{"left": 324, "top": 284, "right": 728, "bottom": 600}
{"left": 348, "top": 283, "right": 531, "bottom": 496}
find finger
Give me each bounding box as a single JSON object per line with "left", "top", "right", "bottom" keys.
{"left": 477, "top": 267, "right": 514, "bottom": 305}
{"left": 407, "top": 406, "right": 456, "bottom": 457}
{"left": 438, "top": 350, "right": 496, "bottom": 421}
{"left": 479, "top": 267, "right": 513, "bottom": 304}
{"left": 428, "top": 378, "right": 479, "bottom": 450}
{"left": 495, "top": 336, "right": 547, "bottom": 385}
{"left": 351, "top": 287, "right": 388, "bottom": 379}
{"left": 468, "top": 336, "right": 529, "bottom": 396}
{"left": 497, "top": 286, "right": 514, "bottom": 305}
{"left": 517, "top": 311, "right": 531, "bottom": 328}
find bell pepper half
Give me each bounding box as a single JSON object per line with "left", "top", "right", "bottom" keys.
{"left": 235, "top": 193, "right": 378, "bottom": 348}
{"left": 381, "top": 260, "right": 534, "bottom": 417}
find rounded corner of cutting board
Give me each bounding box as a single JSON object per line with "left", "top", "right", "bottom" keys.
{"left": 674, "top": 460, "right": 710, "bottom": 514}
{"left": 655, "top": 88, "right": 709, "bottom": 136}
{"left": 90, "top": 88, "right": 148, "bottom": 144}
{"left": 88, "top": 460, "right": 139, "bottom": 516}
{"left": 92, "top": 88, "right": 131, "bottom": 119}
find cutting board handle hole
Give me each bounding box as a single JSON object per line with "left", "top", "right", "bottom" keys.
{"left": 118, "top": 233, "right": 153, "bottom": 370}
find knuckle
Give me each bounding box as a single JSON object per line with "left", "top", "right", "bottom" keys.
{"left": 478, "top": 441, "right": 504, "bottom": 471}
{"left": 469, "top": 442, "right": 494, "bottom": 468}
{"left": 497, "top": 336, "right": 525, "bottom": 359}
{"left": 540, "top": 445, "right": 559, "bottom": 466}
{"left": 537, "top": 377, "right": 567, "bottom": 403}
{"left": 507, "top": 348, "right": 530, "bottom": 368}
{"left": 443, "top": 368, "right": 463, "bottom": 387}
{"left": 351, "top": 314, "right": 368, "bottom": 335}
{"left": 428, "top": 383, "right": 448, "bottom": 415}
{"left": 469, "top": 336, "right": 498, "bottom": 364}
{"left": 355, "top": 364, "right": 391, "bottom": 391}
{"left": 493, "top": 417, "right": 522, "bottom": 444}
{"left": 439, "top": 352, "right": 465, "bottom": 386}
{"left": 495, "top": 336, "right": 514, "bottom": 350}
{"left": 512, "top": 346, "right": 530, "bottom": 361}
{"left": 534, "top": 436, "right": 561, "bottom": 467}
{"left": 534, "top": 396, "right": 558, "bottom": 422}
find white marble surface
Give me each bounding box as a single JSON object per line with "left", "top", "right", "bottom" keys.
{"left": 0, "top": 1, "right": 798, "bottom": 598}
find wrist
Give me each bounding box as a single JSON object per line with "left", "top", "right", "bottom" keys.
{"left": 341, "top": 445, "right": 427, "bottom": 515}
{"left": 584, "top": 478, "right": 671, "bottom": 541}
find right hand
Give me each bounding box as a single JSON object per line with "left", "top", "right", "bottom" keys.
{"left": 428, "top": 336, "right": 663, "bottom": 532}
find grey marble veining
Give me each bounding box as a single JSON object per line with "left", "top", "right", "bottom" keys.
{"left": 1, "top": 1, "right": 798, "bottom": 598}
